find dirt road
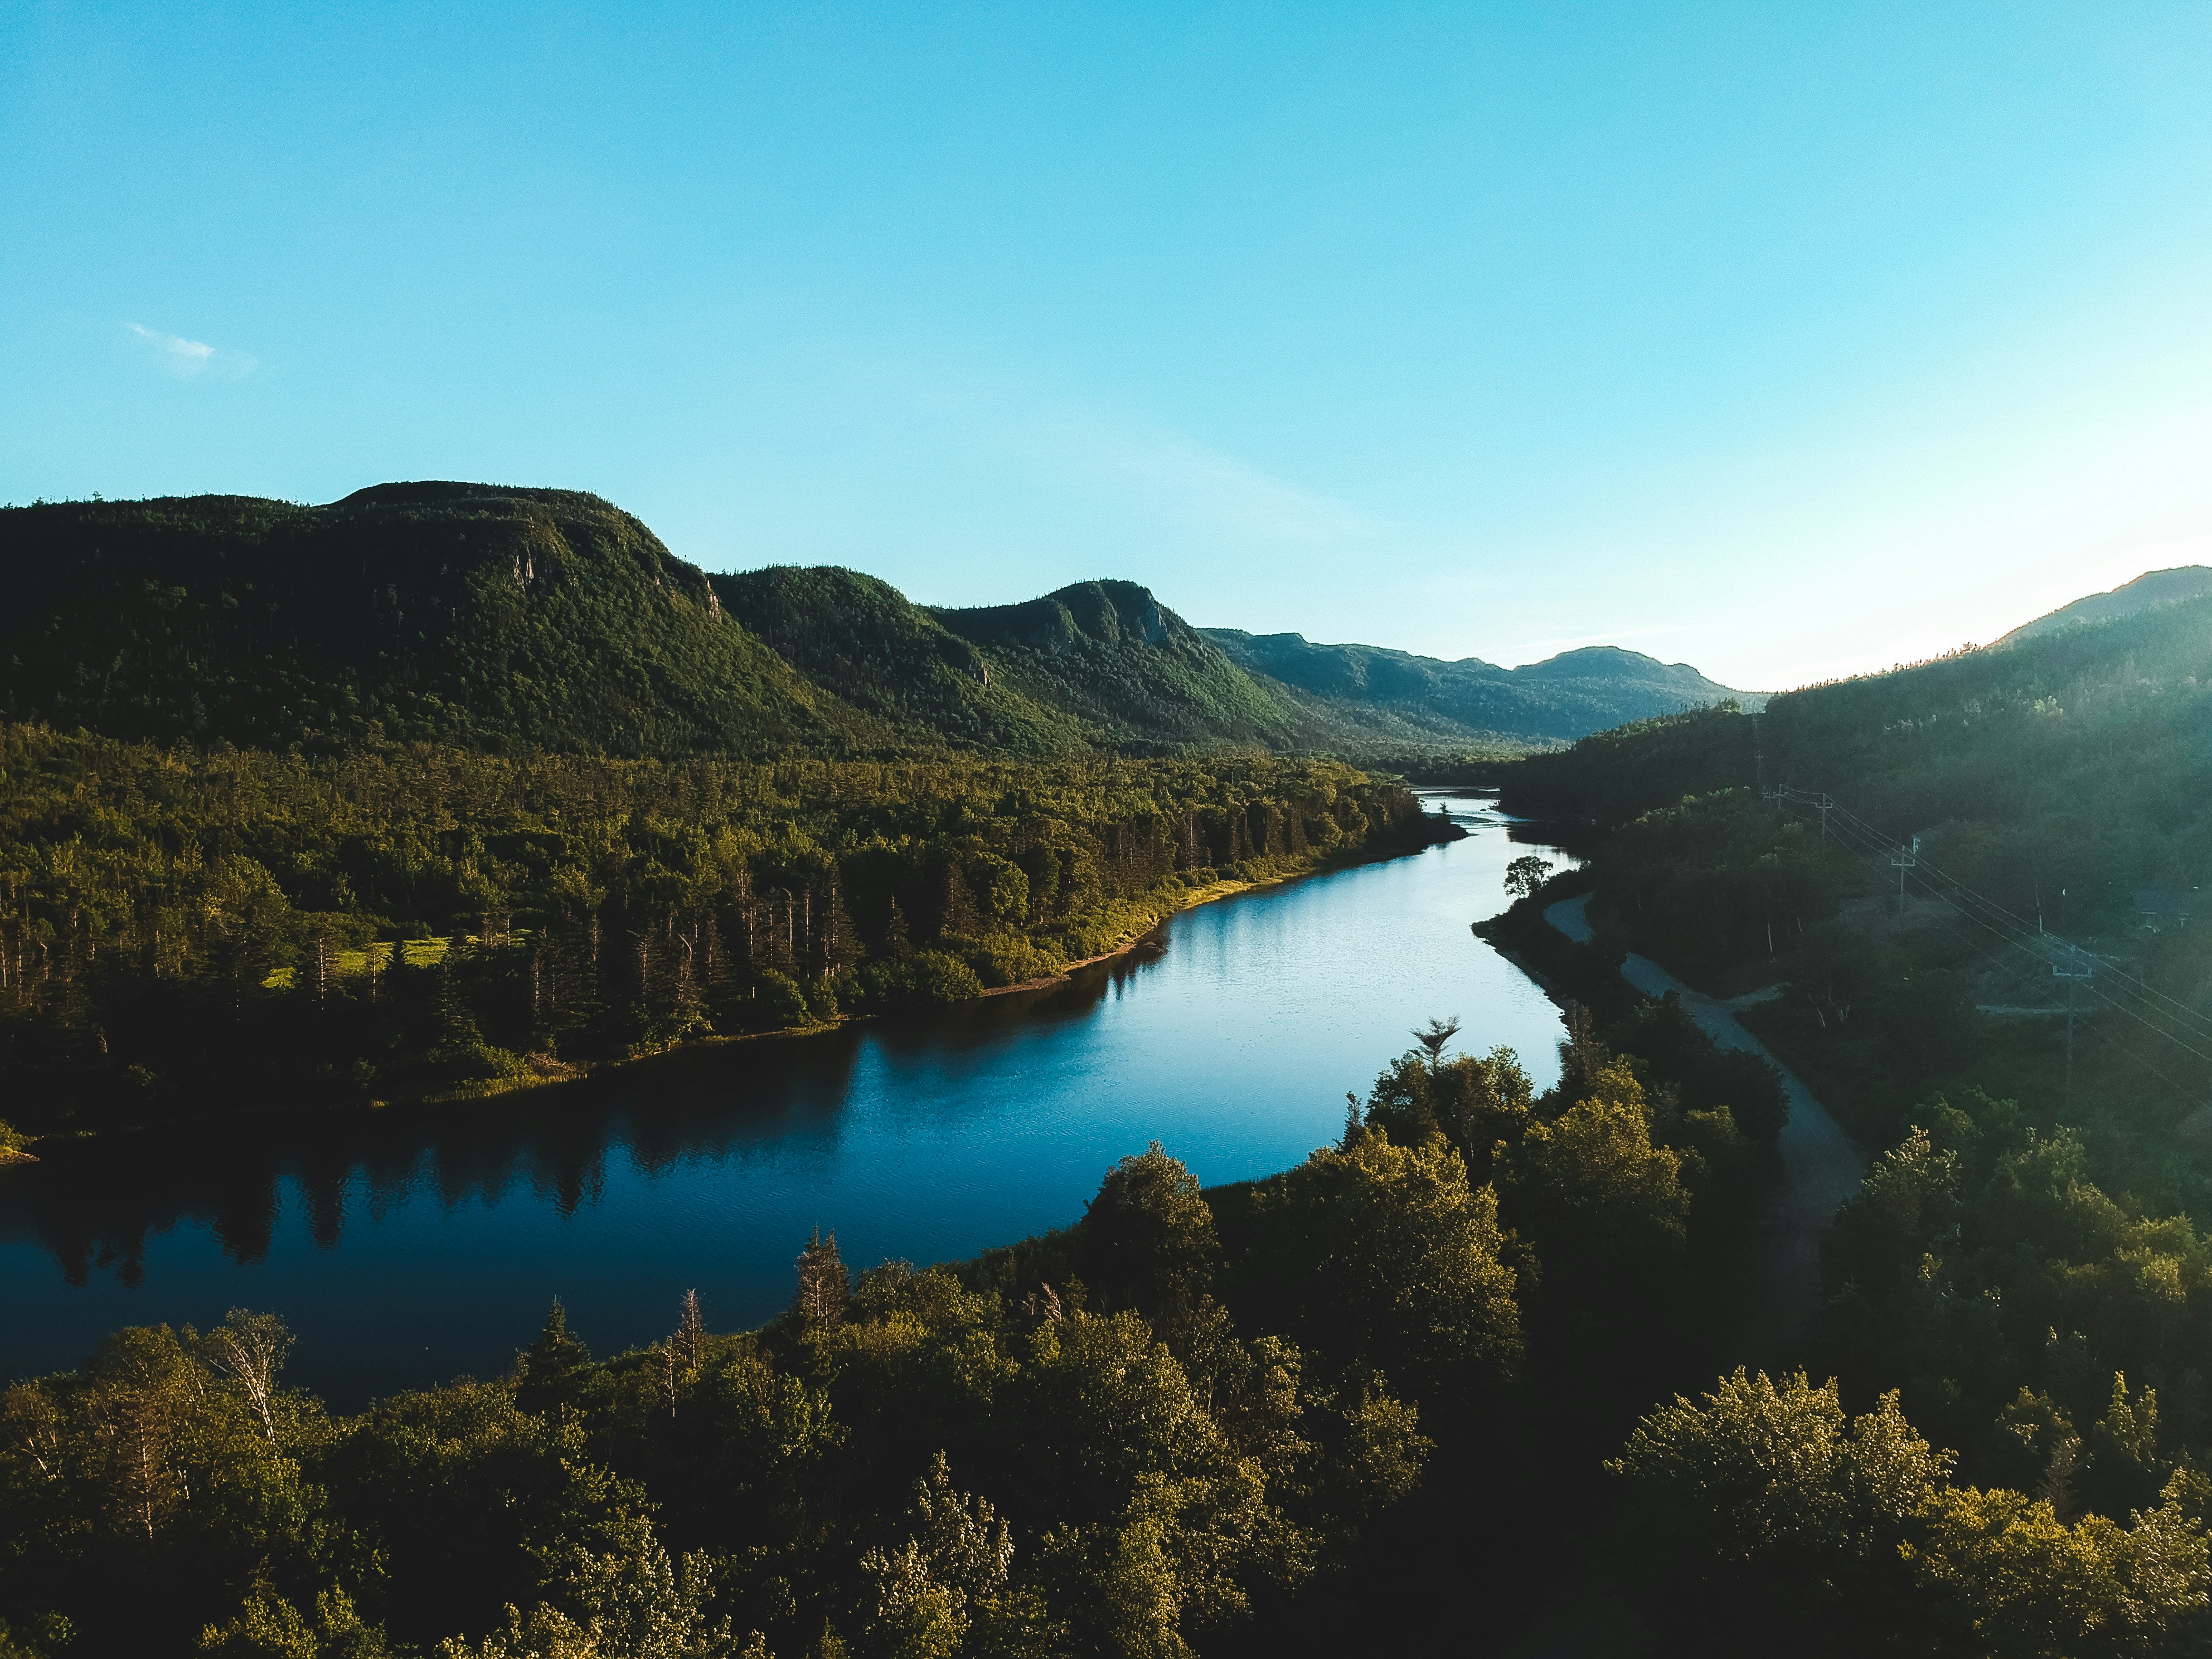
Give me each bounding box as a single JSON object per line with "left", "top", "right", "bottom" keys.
{"left": 1544, "top": 892, "right": 1865, "bottom": 1350}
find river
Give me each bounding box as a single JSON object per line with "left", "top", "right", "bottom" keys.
{"left": 0, "top": 794, "right": 1571, "bottom": 1404}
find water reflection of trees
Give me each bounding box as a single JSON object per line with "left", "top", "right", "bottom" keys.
{"left": 0, "top": 957, "right": 1144, "bottom": 1289}
{"left": 0, "top": 1024, "right": 876, "bottom": 1284}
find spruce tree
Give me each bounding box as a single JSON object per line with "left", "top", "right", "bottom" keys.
{"left": 516, "top": 1298, "right": 591, "bottom": 1413}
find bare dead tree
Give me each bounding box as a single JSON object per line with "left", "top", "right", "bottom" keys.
{"left": 202, "top": 1309, "right": 294, "bottom": 1447}
{"left": 88, "top": 1375, "right": 182, "bottom": 1540}
{"left": 794, "top": 1229, "right": 848, "bottom": 1330}
{"left": 678, "top": 1288, "right": 704, "bottom": 1372}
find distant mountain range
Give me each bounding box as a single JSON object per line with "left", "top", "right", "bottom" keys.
{"left": 1203, "top": 628, "right": 1758, "bottom": 746}
{"left": 0, "top": 482, "right": 1753, "bottom": 759}
{"left": 1995, "top": 566, "right": 2212, "bottom": 647}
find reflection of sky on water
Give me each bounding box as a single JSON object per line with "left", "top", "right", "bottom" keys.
{"left": 1, "top": 798, "right": 1573, "bottom": 1405}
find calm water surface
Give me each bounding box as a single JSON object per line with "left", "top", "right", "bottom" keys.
{"left": 1, "top": 795, "right": 1568, "bottom": 1403}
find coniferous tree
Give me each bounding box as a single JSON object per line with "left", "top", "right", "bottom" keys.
{"left": 938, "top": 868, "right": 979, "bottom": 941}
{"left": 516, "top": 1298, "right": 591, "bottom": 1414}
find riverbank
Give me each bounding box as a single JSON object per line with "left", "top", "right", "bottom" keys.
{"left": 3, "top": 819, "right": 1471, "bottom": 1157}
{"left": 402, "top": 830, "right": 1466, "bottom": 1098}
{"left": 977, "top": 869, "right": 1356, "bottom": 996}
{"left": 2, "top": 798, "right": 1556, "bottom": 1400}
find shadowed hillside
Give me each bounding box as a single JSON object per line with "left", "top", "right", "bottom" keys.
{"left": 0, "top": 484, "right": 1755, "bottom": 760}
{"left": 710, "top": 564, "right": 1087, "bottom": 755}
{"left": 934, "top": 580, "right": 1313, "bottom": 751}
{"left": 0, "top": 483, "right": 865, "bottom": 756}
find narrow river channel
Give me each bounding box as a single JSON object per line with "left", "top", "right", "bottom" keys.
{"left": 0, "top": 795, "right": 1571, "bottom": 1404}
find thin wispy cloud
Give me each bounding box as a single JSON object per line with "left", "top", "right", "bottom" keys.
{"left": 126, "top": 322, "right": 257, "bottom": 380}
{"left": 1071, "top": 418, "right": 1386, "bottom": 545}
{"left": 848, "top": 347, "right": 1391, "bottom": 550}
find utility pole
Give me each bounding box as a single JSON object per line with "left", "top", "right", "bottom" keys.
{"left": 1817, "top": 794, "right": 1833, "bottom": 843}
{"left": 1890, "top": 837, "right": 1918, "bottom": 910}
{"left": 2053, "top": 946, "right": 2094, "bottom": 1097}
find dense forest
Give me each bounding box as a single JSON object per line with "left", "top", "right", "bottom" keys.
{"left": 1474, "top": 589, "right": 2212, "bottom": 1651}
{"left": 14, "top": 986, "right": 2210, "bottom": 1656}
{"left": 0, "top": 486, "right": 1739, "bottom": 760}
{"left": 0, "top": 724, "right": 1446, "bottom": 1132}
{"left": 2, "top": 986, "right": 1806, "bottom": 1658}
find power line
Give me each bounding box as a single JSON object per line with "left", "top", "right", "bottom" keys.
{"left": 1769, "top": 790, "right": 2212, "bottom": 1100}
{"left": 1777, "top": 786, "right": 2212, "bottom": 1044}
{"left": 1816, "top": 794, "right": 2212, "bottom": 1039}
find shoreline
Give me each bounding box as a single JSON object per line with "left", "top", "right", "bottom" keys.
{"left": 8, "top": 828, "right": 1465, "bottom": 1163}
{"left": 974, "top": 873, "right": 1286, "bottom": 996}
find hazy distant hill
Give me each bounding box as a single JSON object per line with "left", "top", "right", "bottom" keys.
{"left": 1995, "top": 565, "right": 2212, "bottom": 647}
{"left": 1203, "top": 628, "right": 1759, "bottom": 745}
{"left": 0, "top": 483, "right": 1753, "bottom": 759}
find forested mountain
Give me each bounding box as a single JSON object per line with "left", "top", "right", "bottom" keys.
{"left": 1202, "top": 628, "right": 1758, "bottom": 745}
{"left": 1471, "top": 578, "right": 2212, "bottom": 1651}
{"left": 1995, "top": 563, "right": 2212, "bottom": 646}
{"left": 934, "top": 581, "right": 1313, "bottom": 751}
{"left": 1510, "top": 583, "right": 2212, "bottom": 906}
{"left": 0, "top": 484, "right": 860, "bottom": 756}
{"left": 0, "top": 485, "right": 1746, "bottom": 760}
{"left": 709, "top": 565, "right": 1087, "bottom": 755}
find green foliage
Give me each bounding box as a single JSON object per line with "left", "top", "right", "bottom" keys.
{"left": 1499, "top": 703, "right": 1760, "bottom": 826}
{"left": 858, "top": 952, "right": 982, "bottom": 1009}
{"left": 516, "top": 1301, "right": 593, "bottom": 1415}
{"left": 1810, "top": 1085, "right": 2212, "bottom": 1525}
{"left": 200, "top": 1581, "right": 396, "bottom": 1658}
{"left": 1074, "top": 1143, "right": 1220, "bottom": 1334}
{"left": 1903, "top": 1479, "right": 2211, "bottom": 1658}
{"left": 1615, "top": 1361, "right": 2212, "bottom": 1652}
{"left": 1502, "top": 1059, "right": 1691, "bottom": 1286}
{"left": 1608, "top": 1368, "right": 1953, "bottom": 1651}
{"left": 436, "top": 1513, "right": 747, "bottom": 1659}
{"left": 0, "top": 726, "right": 1436, "bottom": 1126}
{"left": 1238, "top": 1130, "right": 1522, "bottom": 1409}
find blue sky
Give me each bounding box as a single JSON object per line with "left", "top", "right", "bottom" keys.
{"left": 6, "top": 2, "right": 2211, "bottom": 688}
